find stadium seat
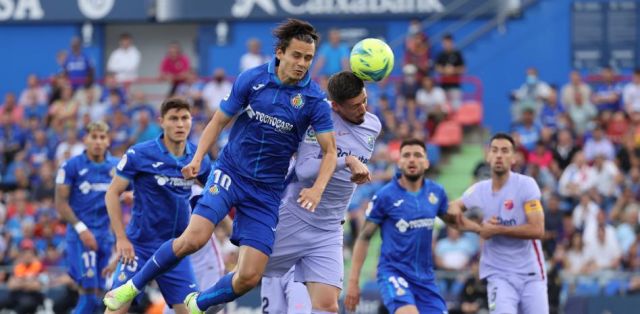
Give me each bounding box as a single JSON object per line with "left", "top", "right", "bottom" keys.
{"left": 453, "top": 100, "right": 483, "bottom": 126}
{"left": 603, "top": 279, "right": 629, "bottom": 296}
{"left": 574, "top": 281, "right": 601, "bottom": 296}
{"left": 429, "top": 120, "right": 463, "bottom": 147}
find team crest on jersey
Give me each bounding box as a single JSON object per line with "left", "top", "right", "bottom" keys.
{"left": 118, "top": 272, "right": 127, "bottom": 282}
{"left": 86, "top": 269, "right": 95, "bottom": 278}
{"left": 209, "top": 185, "right": 220, "bottom": 195}
{"left": 290, "top": 93, "right": 305, "bottom": 109}
{"left": 367, "top": 135, "right": 375, "bottom": 151}
{"left": 110, "top": 168, "right": 115, "bottom": 177}
{"left": 428, "top": 192, "right": 438, "bottom": 204}
{"left": 504, "top": 200, "right": 514, "bottom": 210}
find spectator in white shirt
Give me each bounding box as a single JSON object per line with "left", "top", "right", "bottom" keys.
{"left": 583, "top": 126, "right": 615, "bottom": 162}
{"left": 559, "top": 150, "right": 597, "bottom": 200}
{"left": 572, "top": 194, "right": 600, "bottom": 230}
{"left": 202, "top": 68, "right": 232, "bottom": 114}
{"left": 584, "top": 223, "right": 621, "bottom": 271}
{"left": 240, "top": 38, "right": 267, "bottom": 72}
{"left": 18, "top": 74, "right": 47, "bottom": 106}
{"left": 416, "top": 76, "right": 448, "bottom": 114}
{"left": 624, "top": 69, "right": 640, "bottom": 114}
{"left": 107, "top": 33, "right": 141, "bottom": 84}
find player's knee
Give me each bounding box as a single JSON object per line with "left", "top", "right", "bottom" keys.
{"left": 312, "top": 301, "right": 339, "bottom": 313}
{"left": 174, "top": 235, "right": 206, "bottom": 256}
{"left": 235, "top": 268, "right": 263, "bottom": 291}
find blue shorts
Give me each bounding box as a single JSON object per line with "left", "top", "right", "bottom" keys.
{"left": 193, "top": 164, "right": 282, "bottom": 256}
{"left": 377, "top": 271, "right": 447, "bottom": 314}
{"left": 110, "top": 242, "right": 197, "bottom": 306}
{"left": 66, "top": 235, "right": 113, "bottom": 290}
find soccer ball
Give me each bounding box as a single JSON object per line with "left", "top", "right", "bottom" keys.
{"left": 349, "top": 38, "right": 395, "bottom": 82}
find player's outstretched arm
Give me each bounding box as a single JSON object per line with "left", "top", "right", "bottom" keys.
{"left": 183, "top": 110, "right": 233, "bottom": 179}
{"left": 297, "top": 131, "right": 336, "bottom": 212}
{"left": 345, "top": 221, "right": 379, "bottom": 312}
{"left": 441, "top": 199, "right": 482, "bottom": 233}
{"left": 55, "top": 183, "right": 98, "bottom": 251}
{"left": 480, "top": 206, "right": 545, "bottom": 240}
{"left": 105, "top": 175, "right": 135, "bottom": 265}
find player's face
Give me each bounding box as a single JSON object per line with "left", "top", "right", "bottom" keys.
{"left": 84, "top": 130, "right": 110, "bottom": 160}
{"left": 487, "top": 139, "right": 515, "bottom": 176}
{"left": 333, "top": 89, "right": 367, "bottom": 125}
{"left": 276, "top": 38, "right": 315, "bottom": 84}
{"left": 398, "top": 145, "right": 429, "bottom": 182}
{"left": 161, "top": 108, "right": 192, "bottom": 143}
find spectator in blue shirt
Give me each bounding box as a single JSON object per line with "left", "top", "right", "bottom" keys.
{"left": 63, "top": 37, "right": 93, "bottom": 90}
{"left": 311, "top": 28, "right": 349, "bottom": 78}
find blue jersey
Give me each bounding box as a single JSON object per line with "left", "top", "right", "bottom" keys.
{"left": 56, "top": 152, "right": 119, "bottom": 241}
{"left": 116, "top": 134, "right": 212, "bottom": 247}
{"left": 366, "top": 176, "right": 449, "bottom": 283}
{"left": 217, "top": 57, "right": 334, "bottom": 187}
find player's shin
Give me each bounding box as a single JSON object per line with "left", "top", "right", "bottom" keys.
{"left": 195, "top": 272, "right": 240, "bottom": 310}
{"left": 131, "top": 239, "right": 182, "bottom": 289}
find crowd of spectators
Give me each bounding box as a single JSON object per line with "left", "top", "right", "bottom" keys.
{"left": 7, "top": 20, "right": 638, "bottom": 314}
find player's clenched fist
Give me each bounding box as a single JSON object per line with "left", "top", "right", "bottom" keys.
{"left": 344, "top": 282, "right": 360, "bottom": 312}
{"left": 181, "top": 160, "right": 201, "bottom": 179}
{"left": 346, "top": 155, "right": 371, "bottom": 185}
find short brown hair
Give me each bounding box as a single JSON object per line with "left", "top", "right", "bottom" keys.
{"left": 160, "top": 97, "right": 191, "bottom": 117}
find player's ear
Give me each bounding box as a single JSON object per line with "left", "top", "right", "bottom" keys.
{"left": 330, "top": 100, "right": 340, "bottom": 112}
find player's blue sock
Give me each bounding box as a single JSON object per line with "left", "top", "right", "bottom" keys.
{"left": 196, "top": 272, "right": 240, "bottom": 309}
{"left": 72, "top": 294, "right": 97, "bottom": 314}
{"left": 131, "top": 239, "right": 181, "bottom": 289}
{"left": 311, "top": 311, "right": 337, "bottom": 314}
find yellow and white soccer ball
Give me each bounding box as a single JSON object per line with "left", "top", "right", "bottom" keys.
{"left": 349, "top": 38, "right": 395, "bottom": 82}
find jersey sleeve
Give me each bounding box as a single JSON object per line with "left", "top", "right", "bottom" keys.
{"left": 197, "top": 155, "right": 213, "bottom": 185}
{"left": 460, "top": 182, "right": 481, "bottom": 210}
{"left": 309, "top": 98, "right": 334, "bottom": 134}
{"left": 115, "top": 148, "right": 138, "bottom": 180}
{"left": 437, "top": 188, "right": 450, "bottom": 217}
{"left": 219, "top": 70, "right": 252, "bottom": 117}
{"left": 521, "top": 176, "right": 543, "bottom": 214}
{"left": 365, "top": 194, "right": 386, "bottom": 225}
{"left": 55, "top": 161, "right": 75, "bottom": 186}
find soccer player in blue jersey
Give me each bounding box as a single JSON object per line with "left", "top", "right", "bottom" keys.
{"left": 55, "top": 121, "right": 118, "bottom": 314}
{"left": 104, "top": 98, "right": 212, "bottom": 314}
{"left": 345, "top": 138, "right": 464, "bottom": 314}
{"left": 103, "top": 18, "right": 337, "bottom": 314}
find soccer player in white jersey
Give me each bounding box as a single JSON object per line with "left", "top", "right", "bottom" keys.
{"left": 261, "top": 71, "right": 381, "bottom": 313}
{"left": 451, "top": 133, "right": 548, "bottom": 314}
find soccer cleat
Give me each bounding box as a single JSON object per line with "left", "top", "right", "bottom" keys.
{"left": 103, "top": 279, "right": 139, "bottom": 310}
{"left": 184, "top": 292, "right": 204, "bottom": 314}
{"left": 184, "top": 292, "right": 225, "bottom": 314}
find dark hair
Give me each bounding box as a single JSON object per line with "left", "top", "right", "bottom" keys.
{"left": 635, "top": 68, "right": 640, "bottom": 76}
{"left": 490, "top": 132, "right": 516, "bottom": 150}
{"left": 443, "top": 33, "right": 454, "bottom": 40}
{"left": 120, "top": 33, "right": 131, "bottom": 40}
{"left": 400, "top": 138, "right": 426, "bottom": 152}
{"left": 160, "top": 97, "right": 191, "bottom": 117}
{"left": 273, "top": 18, "right": 319, "bottom": 53}
{"left": 327, "top": 71, "right": 364, "bottom": 104}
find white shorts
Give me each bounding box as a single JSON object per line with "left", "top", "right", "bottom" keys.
{"left": 261, "top": 266, "right": 312, "bottom": 314}
{"left": 487, "top": 274, "right": 548, "bottom": 314}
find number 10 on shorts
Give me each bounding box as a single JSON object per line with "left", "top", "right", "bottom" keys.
{"left": 389, "top": 276, "right": 409, "bottom": 296}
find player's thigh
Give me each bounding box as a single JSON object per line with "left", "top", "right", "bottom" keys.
{"left": 412, "top": 282, "right": 448, "bottom": 314}
{"left": 294, "top": 229, "right": 343, "bottom": 289}
{"left": 156, "top": 256, "right": 198, "bottom": 306}
{"left": 264, "top": 211, "right": 309, "bottom": 278}
{"left": 97, "top": 238, "right": 115, "bottom": 288}
{"left": 377, "top": 273, "right": 416, "bottom": 314}
{"left": 193, "top": 165, "right": 240, "bottom": 226}
{"left": 306, "top": 282, "right": 338, "bottom": 311}
{"left": 487, "top": 276, "right": 519, "bottom": 314}
{"left": 519, "top": 279, "right": 549, "bottom": 314}
{"left": 232, "top": 196, "right": 281, "bottom": 257}
{"left": 261, "top": 276, "right": 288, "bottom": 314}
{"left": 394, "top": 305, "right": 419, "bottom": 314}
{"left": 66, "top": 240, "right": 101, "bottom": 289}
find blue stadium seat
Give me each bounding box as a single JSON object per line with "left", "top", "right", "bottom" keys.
{"left": 574, "top": 281, "right": 601, "bottom": 296}
{"left": 426, "top": 143, "right": 441, "bottom": 167}
{"left": 603, "top": 279, "right": 629, "bottom": 296}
